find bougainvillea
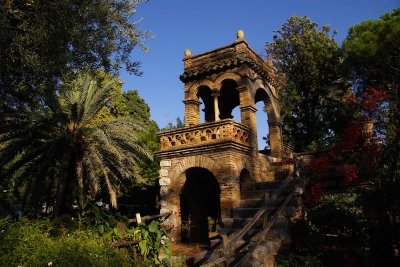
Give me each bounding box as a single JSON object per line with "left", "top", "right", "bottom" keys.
{"left": 304, "top": 86, "right": 387, "bottom": 207}
{"left": 309, "top": 154, "right": 331, "bottom": 172}
{"left": 343, "top": 165, "right": 359, "bottom": 183}
{"left": 360, "top": 87, "right": 388, "bottom": 111}
{"left": 303, "top": 181, "right": 325, "bottom": 206}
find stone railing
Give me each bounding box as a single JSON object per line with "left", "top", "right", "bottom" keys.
{"left": 158, "top": 119, "right": 250, "bottom": 151}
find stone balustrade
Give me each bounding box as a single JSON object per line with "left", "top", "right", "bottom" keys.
{"left": 158, "top": 119, "right": 250, "bottom": 151}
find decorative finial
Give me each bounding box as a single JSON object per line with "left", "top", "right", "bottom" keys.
{"left": 184, "top": 48, "right": 191, "bottom": 57}
{"left": 237, "top": 29, "right": 244, "bottom": 40}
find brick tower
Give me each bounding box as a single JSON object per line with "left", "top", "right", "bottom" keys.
{"left": 156, "top": 31, "right": 286, "bottom": 244}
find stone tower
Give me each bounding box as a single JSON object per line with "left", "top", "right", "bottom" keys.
{"left": 156, "top": 31, "right": 286, "bottom": 244}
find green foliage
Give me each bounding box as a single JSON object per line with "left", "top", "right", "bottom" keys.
{"left": 0, "top": 217, "right": 130, "bottom": 267}
{"left": 122, "top": 90, "right": 154, "bottom": 126}
{"left": 80, "top": 201, "right": 126, "bottom": 239}
{"left": 343, "top": 8, "right": 400, "bottom": 135}
{"left": 162, "top": 117, "right": 184, "bottom": 131}
{"left": 307, "top": 192, "right": 366, "bottom": 241}
{"left": 266, "top": 15, "right": 353, "bottom": 152}
{"left": 285, "top": 190, "right": 369, "bottom": 266}
{"left": 0, "top": 72, "right": 152, "bottom": 215}
{"left": 93, "top": 85, "right": 161, "bottom": 189}
{"left": 123, "top": 221, "right": 172, "bottom": 266}
{"left": 277, "top": 253, "right": 322, "bottom": 267}
{"left": 0, "top": 216, "right": 172, "bottom": 267}
{"left": 0, "top": 0, "right": 151, "bottom": 111}
{"left": 343, "top": 8, "right": 400, "bottom": 264}
{"left": 343, "top": 8, "right": 400, "bottom": 95}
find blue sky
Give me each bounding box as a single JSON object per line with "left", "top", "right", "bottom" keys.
{"left": 119, "top": 0, "right": 399, "bottom": 146}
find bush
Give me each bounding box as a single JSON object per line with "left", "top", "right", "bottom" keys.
{"left": 0, "top": 217, "right": 131, "bottom": 267}
{"left": 277, "top": 253, "right": 322, "bottom": 267}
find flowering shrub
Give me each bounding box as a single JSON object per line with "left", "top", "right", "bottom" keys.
{"left": 309, "top": 154, "right": 330, "bottom": 172}
{"left": 303, "top": 181, "right": 325, "bottom": 206}
{"left": 303, "top": 86, "right": 388, "bottom": 210}
{"left": 343, "top": 165, "right": 358, "bottom": 183}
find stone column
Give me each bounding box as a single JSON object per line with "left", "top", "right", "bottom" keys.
{"left": 238, "top": 85, "right": 258, "bottom": 147}
{"left": 268, "top": 120, "right": 283, "bottom": 159}
{"left": 183, "top": 99, "right": 200, "bottom": 127}
{"left": 238, "top": 85, "right": 260, "bottom": 180}
{"left": 211, "top": 91, "right": 220, "bottom": 121}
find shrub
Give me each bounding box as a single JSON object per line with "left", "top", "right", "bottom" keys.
{"left": 0, "top": 217, "right": 130, "bottom": 267}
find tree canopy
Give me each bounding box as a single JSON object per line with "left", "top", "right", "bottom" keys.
{"left": 0, "top": 0, "right": 151, "bottom": 112}
{"left": 0, "top": 72, "right": 152, "bottom": 215}
{"left": 266, "top": 15, "right": 352, "bottom": 152}
{"left": 343, "top": 8, "right": 400, "bottom": 132}
{"left": 343, "top": 8, "right": 400, "bottom": 264}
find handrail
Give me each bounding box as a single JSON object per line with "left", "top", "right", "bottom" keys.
{"left": 221, "top": 159, "right": 303, "bottom": 256}
{"left": 234, "top": 180, "right": 306, "bottom": 266}
{"left": 201, "top": 158, "right": 304, "bottom": 267}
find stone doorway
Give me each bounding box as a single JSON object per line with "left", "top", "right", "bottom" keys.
{"left": 180, "top": 167, "right": 221, "bottom": 245}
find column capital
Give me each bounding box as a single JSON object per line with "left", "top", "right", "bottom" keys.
{"left": 182, "top": 99, "right": 201, "bottom": 106}
{"left": 211, "top": 91, "right": 220, "bottom": 97}
{"left": 240, "top": 105, "right": 258, "bottom": 113}
{"left": 237, "top": 85, "right": 248, "bottom": 92}
{"left": 268, "top": 121, "right": 281, "bottom": 127}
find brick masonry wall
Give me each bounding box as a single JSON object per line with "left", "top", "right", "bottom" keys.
{"left": 158, "top": 150, "right": 252, "bottom": 239}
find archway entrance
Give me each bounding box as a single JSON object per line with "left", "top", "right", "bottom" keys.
{"left": 180, "top": 167, "right": 221, "bottom": 245}
{"left": 240, "top": 169, "right": 253, "bottom": 191}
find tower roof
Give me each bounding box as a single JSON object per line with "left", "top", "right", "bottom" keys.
{"left": 180, "top": 31, "right": 275, "bottom": 86}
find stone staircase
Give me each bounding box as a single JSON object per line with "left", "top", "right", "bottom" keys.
{"left": 189, "top": 173, "right": 305, "bottom": 267}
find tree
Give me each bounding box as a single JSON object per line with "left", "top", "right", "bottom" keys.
{"left": 121, "top": 90, "right": 153, "bottom": 125}
{"left": 0, "top": 72, "right": 152, "bottom": 215}
{"left": 343, "top": 8, "right": 400, "bottom": 133}
{"left": 161, "top": 117, "right": 184, "bottom": 131}
{"left": 0, "top": 0, "right": 151, "bottom": 112}
{"left": 266, "top": 16, "right": 352, "bottom": 152}
{"left": 343, "top": 8, "right": 400, "bottom": 264}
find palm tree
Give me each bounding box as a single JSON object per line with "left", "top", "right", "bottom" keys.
{"left": 0, "top": 72, "right": 152, "bottom": 215}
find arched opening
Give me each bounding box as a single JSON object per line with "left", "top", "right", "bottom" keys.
{"left": 240, "top": 169, "right": 253, "bottom": 191}
{"left": 255, "top": 89, "right": 270, "bottom": 154}
{"left": 180, "top": 167, "right": 221, "bottom": 245}
{"left": 197, "top": 86, "right": 214, "bottom": 123}
{"left": 218, "top": 79, "right": 240, "bottom": 122}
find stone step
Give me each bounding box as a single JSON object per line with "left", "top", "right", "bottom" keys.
{"left": 219, "top": 227, "right": 261, "bottom": 240}
{"left": 254, "top": 180, "right": 284, "bottom": 190}
{"left": 240, "top": 189, "right": 275, "bottom": 199}
{"left": 232, "top": 206, "right": 297, "bottom": 218}
{"left": 232, "top": 208, "right": 261, "bottom": 218}
{"left": 221, "top": 216, "right": 289, "bottom": 229}
{"left": 238, "top": 198, "right": 262, "bottom": 208}
{"left": 209, "top": 237, "right": 222, "bottom": 249}
{"left": 248, "top": 240, "right": 282, "bottom": 261}
{"left": 222, "top": 217, "right": 263, "bottom": 228}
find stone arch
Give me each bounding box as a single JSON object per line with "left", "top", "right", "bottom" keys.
{"left": 253, "top": 87, "right": 279, "bottom": 121}
{"left": 254, "top": 87, "right": 283, "bottom": 158}
{"left": 233, "top": 158, "right": 252, "bottom": 178}
{"left": 240, "top": 169, "right": 253, "bottom": 191}
{"left": 218, "top": 79, "right": 241, "bottom": 121}
{"left": 214, "top": 72, "right": 243, "bottom": 90}
{"left": 197, "top": 85, "right": 215, "bottom": 122}
{"left": 169, "top": 155, "right": 221, "bottom": 184}
{"left": 185, "top": 78, "right": 215, "bottom": 100}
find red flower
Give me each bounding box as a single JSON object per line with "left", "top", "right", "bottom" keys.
{"left": 304, "top": 181, "right": 325, "bottom": 206}
{"left": 309, "top": 154, "right": 330, "bottom": 171}
{"left": 343, "top": 165, "right": 358, "bottom": 182}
